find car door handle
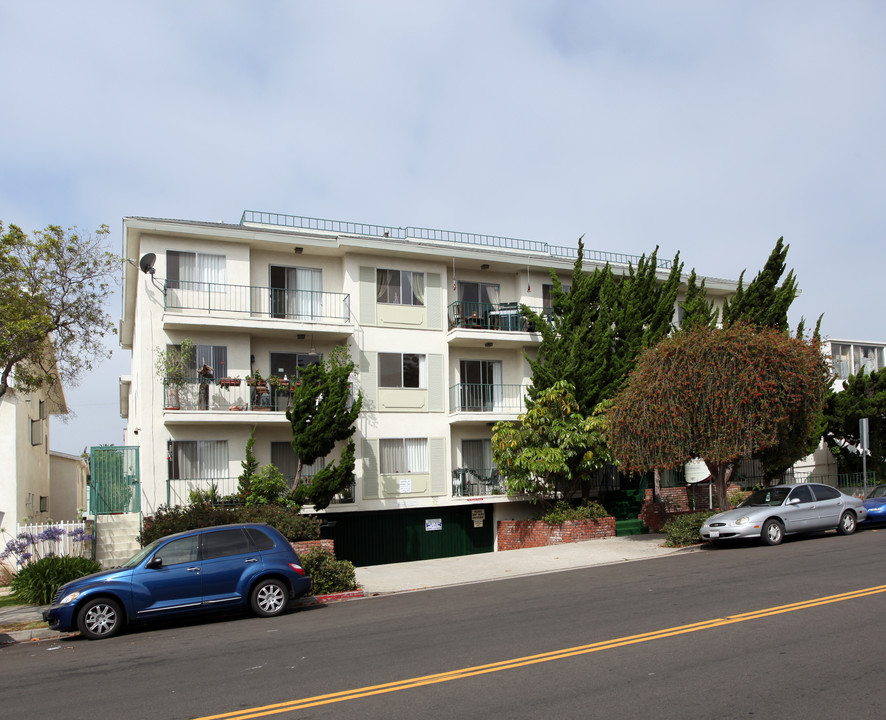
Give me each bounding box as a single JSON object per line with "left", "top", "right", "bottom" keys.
{"left": 186, "top": 567, "right": 201, "bottom": 572}
{"left": 245, "top": 558, "right": 259, "bottom": 563}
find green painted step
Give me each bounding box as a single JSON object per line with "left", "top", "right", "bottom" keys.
{"left": 615, "top": 519, "right": 649, "bottom": 536}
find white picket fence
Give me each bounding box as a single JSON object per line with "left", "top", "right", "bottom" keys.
{"left": 12, "top": 521, "right": 93, "bottom": 559}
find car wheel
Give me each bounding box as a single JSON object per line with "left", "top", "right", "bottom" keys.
{"left": 761, "top": 519, "right": 784, "bottom": 546}
{"left": 251, "top": 579, "right": 288, "bottom": 617}
{"left": 837, "top": 511, "right": 857, "bottom": 535}
{"left": 77, "top": 597, "right": 123, "bottom": 640}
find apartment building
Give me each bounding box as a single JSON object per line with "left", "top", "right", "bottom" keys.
{"left": 120, "top": 212, "right": 737, "bottom": 564}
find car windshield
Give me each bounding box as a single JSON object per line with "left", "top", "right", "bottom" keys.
{"left": 738, "top": 488, "right": 791, "bottom": 507}
{"left": 867, "top": 485, "right": 886, "bottom": 499}
{"left": 120, "top": 538, "right": 164, "bottom": 568}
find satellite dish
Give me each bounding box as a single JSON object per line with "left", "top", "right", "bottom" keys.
{"left": 139, "top": 253, "right": 156, "bottom": 275}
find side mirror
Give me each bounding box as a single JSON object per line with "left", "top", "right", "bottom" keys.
{"left": 146, "top": 556, "right": 163, "bottom": 569}
{"left": 788, "top": 497, "right": 801, "bottom": 505}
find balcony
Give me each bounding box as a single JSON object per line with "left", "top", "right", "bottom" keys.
{"left": 447, "top": 301, "right": 545, "bottom": 348}
{"left": 449, "top": 383, "right": 527, "bottom": 419}
{"left": 452, "top": 467, "right": 506, "bottom": 497}
{"left": 163, "top": 280, "right": 353, "bottom": 339}
{"left": 161, "top": 377, "right": 294, "bottom": 416}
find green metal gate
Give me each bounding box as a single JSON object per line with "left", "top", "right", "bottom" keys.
{"left": 324, "top": 505, "right": 495, "bottom": 566}
{"left": 89, "top": 446, "right": 140, "bottom": 514}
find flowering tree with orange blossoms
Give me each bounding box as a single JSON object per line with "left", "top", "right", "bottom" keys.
{"left": 607, "top": 324, "right": 830, "bottom": 510}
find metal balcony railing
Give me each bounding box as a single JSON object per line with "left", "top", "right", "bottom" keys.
{"left": 448, "top": 301, "right": 547, "bottom": 332}
{"left": 452, "top": 467, "right": 505, "bottom": 497}
{"left": 161, "top": 377, "right": 294, "bottom": 413}
{"left": 449, "top": 383, "right": 527, "bottom": 413}
{"left": 165, "top": 280, "right": 351, "bottom": 324}
{"left": 241, "top": 211, "right": 675, "bottom": 270}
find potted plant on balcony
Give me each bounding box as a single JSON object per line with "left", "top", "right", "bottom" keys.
{"left": 154, "top": 338, "right": 195, "bottom": 410}
{"left": 218, "top": 376, "right": 241, "bottom": 389}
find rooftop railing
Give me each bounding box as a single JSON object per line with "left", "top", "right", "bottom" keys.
{"left": 241, "top": 211, "right": 674, "bottom": 270}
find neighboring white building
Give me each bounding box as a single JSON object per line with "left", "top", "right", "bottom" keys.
{"left": 0, "top": 375, "right": 68, "bottom": 533}
{"left": 828, "top": 339, "right": 885, "bottom": 387}
{"left": 119, "top": 212, "right": 738, "bottom": 563}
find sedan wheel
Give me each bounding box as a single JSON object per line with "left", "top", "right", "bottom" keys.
{"left": 837, "top": 511, "right": 857, "bottom": 535}
{"left": 251, "top": 579, "right": 288, "bottom": 617}
{"left": 77, "top": 598, "right": 123, "bottom": 640}
{"left": 761, "top": 519, "right": 784, "bottom": 546}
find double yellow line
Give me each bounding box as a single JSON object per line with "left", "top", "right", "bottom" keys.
{"left": 196, "top": 584, "right": 886, "bottom": 720}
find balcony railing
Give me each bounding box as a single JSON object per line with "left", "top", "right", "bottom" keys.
{"left": 162, "top": 377, "right": 294, "bottom": 413}
{"left": 452, "top": 467, "right": 506, "bottom": 497}
{"left": 448, "top": 301, "right": 547, "bottom": 332}
{"left": 165, "top": 280, "right": 351, "bottom": 324}
{"left": 449, "top": 383, "right": 527, "bottom": 414}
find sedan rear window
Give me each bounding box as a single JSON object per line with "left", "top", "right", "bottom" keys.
{"left": 811, "top": 484, "right": 841, "bottom": 501}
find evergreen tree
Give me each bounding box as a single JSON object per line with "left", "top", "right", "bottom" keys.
{"left": 237, "top": 426, "right": 259, "bottom": 500}
{"left": 287, "top": 345, "right": 363, "bottom": 510}
{"left": 679, "top": 269, "right": 719, "bottom": 331}
{"left": 824, "top": 367, "right": 886, "bottom": 479}
{"left": 524, "top": 238, "right": 682, "bottom": 414}
{"left": 721, "top": 237, "right": 798, "bottom": 332}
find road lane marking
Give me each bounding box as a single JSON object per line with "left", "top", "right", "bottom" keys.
{"left": 194, "top": 583, "right": 886, "bottom": 720}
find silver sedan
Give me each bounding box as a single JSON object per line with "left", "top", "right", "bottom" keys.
{"left": 700, "top": 483, "right": 867, "bottom": 546}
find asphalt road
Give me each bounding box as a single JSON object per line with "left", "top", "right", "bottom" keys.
{"left": 3, "top": 529, "right": 886, "bottom": 720}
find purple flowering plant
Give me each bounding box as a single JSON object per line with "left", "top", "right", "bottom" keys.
{"left": 0, "top": 525, "right": 95, "bottom": 567}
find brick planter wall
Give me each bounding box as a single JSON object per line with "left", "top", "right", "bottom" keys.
{"left": 497, "top": 518, "right": 616, "bottom": 551}
{"left": 640, "top": 485, "right": 752, "bottom": 531}
{"left": 290, "top": 539, "right": 334, "bottom": 556}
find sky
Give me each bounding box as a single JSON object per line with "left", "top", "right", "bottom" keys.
{"left": 1, "top": 1, "right": 884, "bottom": 456}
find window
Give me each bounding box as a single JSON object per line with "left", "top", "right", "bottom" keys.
{"left": 168, "top": 440, "right": 229, "bottom": 480}
{"left": 30, "top": 417, "right": 43, "bottom": 445}
{"left": 270, "top": 265, "right": 323, "bottom": 319}
{"left": 789, "top": 485, "right": 814, "bottom": 504}
{"left": 831, "top": 343, "right": 851, "bottom": 379}
{"left": 270, "top": 441, "right": 325, "bottom": 482}
{"left": 379, "top": 353, "right": 426, "bottom": 388}
{"left": 155, "top": 536, "right": 199, "bottom": 566}
{"left": 203, "top": 528, "right": 252, "bottom": 559}
{"left": 39, "top": 496, "right": 48, "bottom": 513}
{"left": 190, "top": 344, "right": 228, "bottom": 380}
{"left": 377, "top": 269, "right": 425, "bottom": 306}
{"left": 542, "top": 283, "right": 570, "bottom": 313}
{"left": 854, "top": 345, "right": 883, "bottom": 376}
{"left": 811, "top": 484, "right": 841, "bottom": 501}
{"left": 459, "top": 360, "right": 502, "bottom": 411}
{"left": 245, "top": 527, "right": 276, "bottom": 551}
{"left": 268, "top": 352, "right": 321, "bottom": 382}
{"left": 380, "top": 438, "right": 428, "bottom": 474}
{"left": 167, "top": 250, "right": 226, "bottom": 291}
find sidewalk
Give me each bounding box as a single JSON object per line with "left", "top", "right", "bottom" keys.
{"left": 0, "top": 534, "right": 688, "bottom": 644}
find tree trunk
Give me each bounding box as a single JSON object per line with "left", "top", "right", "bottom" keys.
{"left": 653, "top": 468, "right": 662, "bottom": 504}
{"left": 706, "top": 461, "right": 734, "bottom": 511}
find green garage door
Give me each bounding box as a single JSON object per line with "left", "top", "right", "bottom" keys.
{"left": 323, "top": 505, "right": 494, "bottom": 567}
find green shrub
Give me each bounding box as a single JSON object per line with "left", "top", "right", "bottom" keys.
{"left": 246, "top": 464, "right": 293, "bottom": 507}
{"left": 662, "top": 511, "right": 715, "bottom": 547}
{"left": 11, "top": 556, "right": 102, "bottom": 605}
{"left": 538, "top": 500, "right": 610, "bottom": 524}
{"left": 299, "top": 547, "right": 357, "bottom": 596}
{"left": 238, "top": 506, "right": 321, "bottom": 541}
{"left": 139, "top": 504, "right": 321, "bottom": 546}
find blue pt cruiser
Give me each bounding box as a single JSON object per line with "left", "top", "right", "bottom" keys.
{"left": 44, "top": 523, "right": 313, "bottom": 639}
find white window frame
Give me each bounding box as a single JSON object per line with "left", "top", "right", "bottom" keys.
{"left": 378, "top": 353, "right": 427, "bottom": 389}
{"left": 379, "top": 438, "right": 428, "bottom": 474}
